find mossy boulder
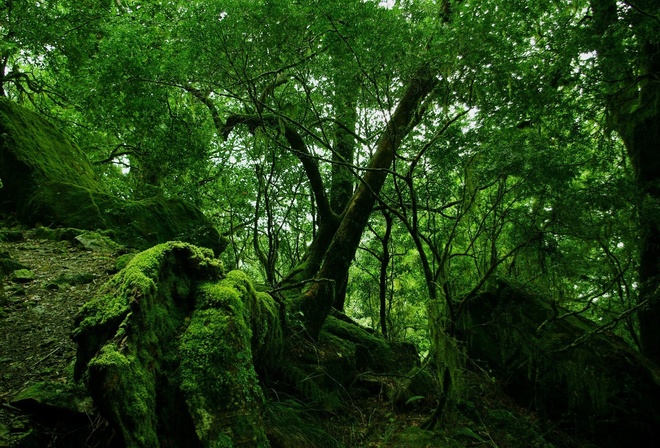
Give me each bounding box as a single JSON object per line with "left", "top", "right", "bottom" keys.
{"left": 73, "top": 242, "right": 282, "bottom": 448}
{"left": 10, "top": 381, "right": 93, "bottom": 419}
{"left": 273, "top": 312, "right": 421, "bottom": 413}
{"left": 323, "top": 314, "right": 415, "bottom": 374}
{"left": 10, "top": 269, "right": 35, "bottom": 283}
{"left": 458, "top": 279, "right": 660, "bottom": 448}
{"left": 0, "top": 251, "right": 27, "bottom": 275}
{"left": 0, "top": 98, "right": 227, "bottom": 255}
{"left": 0, "top": 98, "right": 100, "bottom": 211}
{"left": 0, "top": 229, "right": 24, "bottom": 242}
{"left": 6, "top": 380, "right": 105, "bottom": 447}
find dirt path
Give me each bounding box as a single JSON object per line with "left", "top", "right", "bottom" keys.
{"left": 0, "top": 225, "right": 117, "bottom": 442}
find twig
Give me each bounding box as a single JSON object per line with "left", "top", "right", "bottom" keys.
{"left": 32, "top": 344, "right": 64, "bottom": 367}
{"left": 269, "top": 277, "right": 335, "bottom": 293}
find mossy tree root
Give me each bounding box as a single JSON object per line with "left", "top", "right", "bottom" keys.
{"left": 73, "top": 242, "right": 282, "bottom": 448}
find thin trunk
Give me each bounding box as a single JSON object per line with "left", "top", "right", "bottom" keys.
{"left": 379, "top": 211, "right": 393, "bottom": 338}
{"left": 330, "top": 75, "right": 357, "bottom": 215}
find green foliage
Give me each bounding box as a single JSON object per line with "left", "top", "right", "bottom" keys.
{"left": 5, "top": 1, "right": 657, "bottom": 441}
{"left": 276, "top": 362, "right": 344, "bottom": 412}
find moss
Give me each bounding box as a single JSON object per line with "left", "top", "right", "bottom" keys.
{"left": 251, "top": 291, "right": 283, "bottom": 365}
{"left": 88, "top": 345, "right": 160, "bottom": 447}
{"left": 196, "top": 280, "right": 244, "bottom": 312}
{"left": 73, "top": 242, "right": 278, "bottom": 447}
{"left": 461, "top": 281, "right": 660, "bottom": 445}
{"left": 0, "top": 99, "right": 228, "bottom": 255}
{"left": 316, "top": 332, "right": 358, "bottom": 387}
{"left": 195, "top": 271, "right": 283, "bottom": 368}
{"left": 322, "top": 315, "right": 395, "bottom": 372}
{"left": 115, "top": 253, "right": 136, "bottom": 271}
{"left": 0, "top": 254, "right": 27, "bottom": 275}
{"left": 74, "top": 230, "right": 123, "bottom": 252}
{"left": 178, "top": 275, "right": 277, "bottom": 446}
{"left": 72, "top": 243, "right": 220, "bottom": 419}
{"left": 29, "top": 181, "right": 228, "bottom": 255}
{"left": 10, "top": 380, "right": 93, "bottom": 416}
{"left": 0, "top": 98, "right": 102, "bottom": 203}
{"left": 10, "top": 268, "right": 35, "bottom": 283}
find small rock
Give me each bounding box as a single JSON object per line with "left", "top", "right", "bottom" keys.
{"left": 74, "top": 231, "right": 121, "bottom": 252}
{"left": 10, "top": 381, "right": 94, "bottom": 418}
{"left": 0, "top": 230, "right": 24, "bottom": 242}
{"left": 10, "top": 269, "right": 35, "bottom": 283}
{"left": 0, "top": 252, "right": 28, "bottom": 275}
{"left": 53, "top": 272, "right": 96, "bottom": 286}
{"left": 44, "top": 282, "right": 60, "bottom": 291}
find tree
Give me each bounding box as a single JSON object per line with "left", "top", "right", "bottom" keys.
{"left": 4, "top": 0, "right": 659, "bottom": 442}
{"left": 589, "top": 0, "right": 660, "bottom": 363}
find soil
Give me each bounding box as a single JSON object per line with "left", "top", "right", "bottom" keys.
{"left": 0, "top": 220, "right": 118, "bottom": 445}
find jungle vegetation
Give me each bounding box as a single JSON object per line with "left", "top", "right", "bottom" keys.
{"left": 1, "top": 0, "right": 659, "bottom": 446}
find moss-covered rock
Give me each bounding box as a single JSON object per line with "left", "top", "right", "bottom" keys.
{"left": 271, "top": 311, "right": 421, "bottom": 416}
{"left": 28, "top": 180, "right": 227, "bottom": 255}
{"left": 10, "top": 269, "right": 35, "bottom": 283}
{"left": 50, "top": 272, "right": 96, "bottom": 287}
{"left": 73, "top": 230, "right": 122, "bottom": 252}
{"left": 458, "top": 279, "right": 660, "bottom": 448}
{"left": 0, "top": 98, "right": 227, "bottom": 255}
{"left": 73, "top": 242, "right": 283, "bottom": 448}
{"left": 0, "top": 229, "right": 24, "bottom": 242}
{"left": 10, "top": 381, "right": 93, "bottom": 419}
{"left": 0, "top": 98, "right": 100, "bottom": 211}
{"left": 0, "top": 251, "right": 27, "bottom": 275}
{"left": 114, "top": 253, "right": 136, "bottom": 272}
{"left": 6, "top": 379, "right": 107, "bottom": 448}
{"left": 323, "top": 314, "right": 401, "bottom": 373}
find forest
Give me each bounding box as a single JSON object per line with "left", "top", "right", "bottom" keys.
{"left": 1, "top": 0, "right": 660, "bottom": 447}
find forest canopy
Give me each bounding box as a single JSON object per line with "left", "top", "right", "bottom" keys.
{"left": 1, "top": 0, "right": 659, "bottom": 445}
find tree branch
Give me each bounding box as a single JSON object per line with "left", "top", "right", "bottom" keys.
{"left": 221, "top": 113, "right": 337, "bottom": 226}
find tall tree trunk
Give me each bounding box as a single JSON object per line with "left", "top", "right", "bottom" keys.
{"left": 298, "top": 70, "right": 438, "bottom": 339}
{"left": 329, "top": 70, "right": 358, "bottom": 311}
{"left": 591, "top": 0, "right": 660, "bottom": 363}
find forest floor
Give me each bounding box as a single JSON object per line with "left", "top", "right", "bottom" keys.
{"left": 0, "top": 219, "right": 116, "bottom": 446}
{"left": 0, "top": 216, "right": 594, "bottom": 448}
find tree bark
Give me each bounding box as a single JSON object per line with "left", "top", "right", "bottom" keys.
{"left": 298, "top": 70, "right": 438, "bottom": 339}
{"left": 329, "top": 70, "right": 358, "bottom": 311}
{"left": 590, "top": 0, "right": 660, "bottom": 363}
{"left": 379, "top": 211, "right": 393, "bottom": 338}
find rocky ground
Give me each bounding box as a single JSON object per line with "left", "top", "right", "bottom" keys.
{"left": 0, "top": 218, "right": 119, "bottom": 447}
